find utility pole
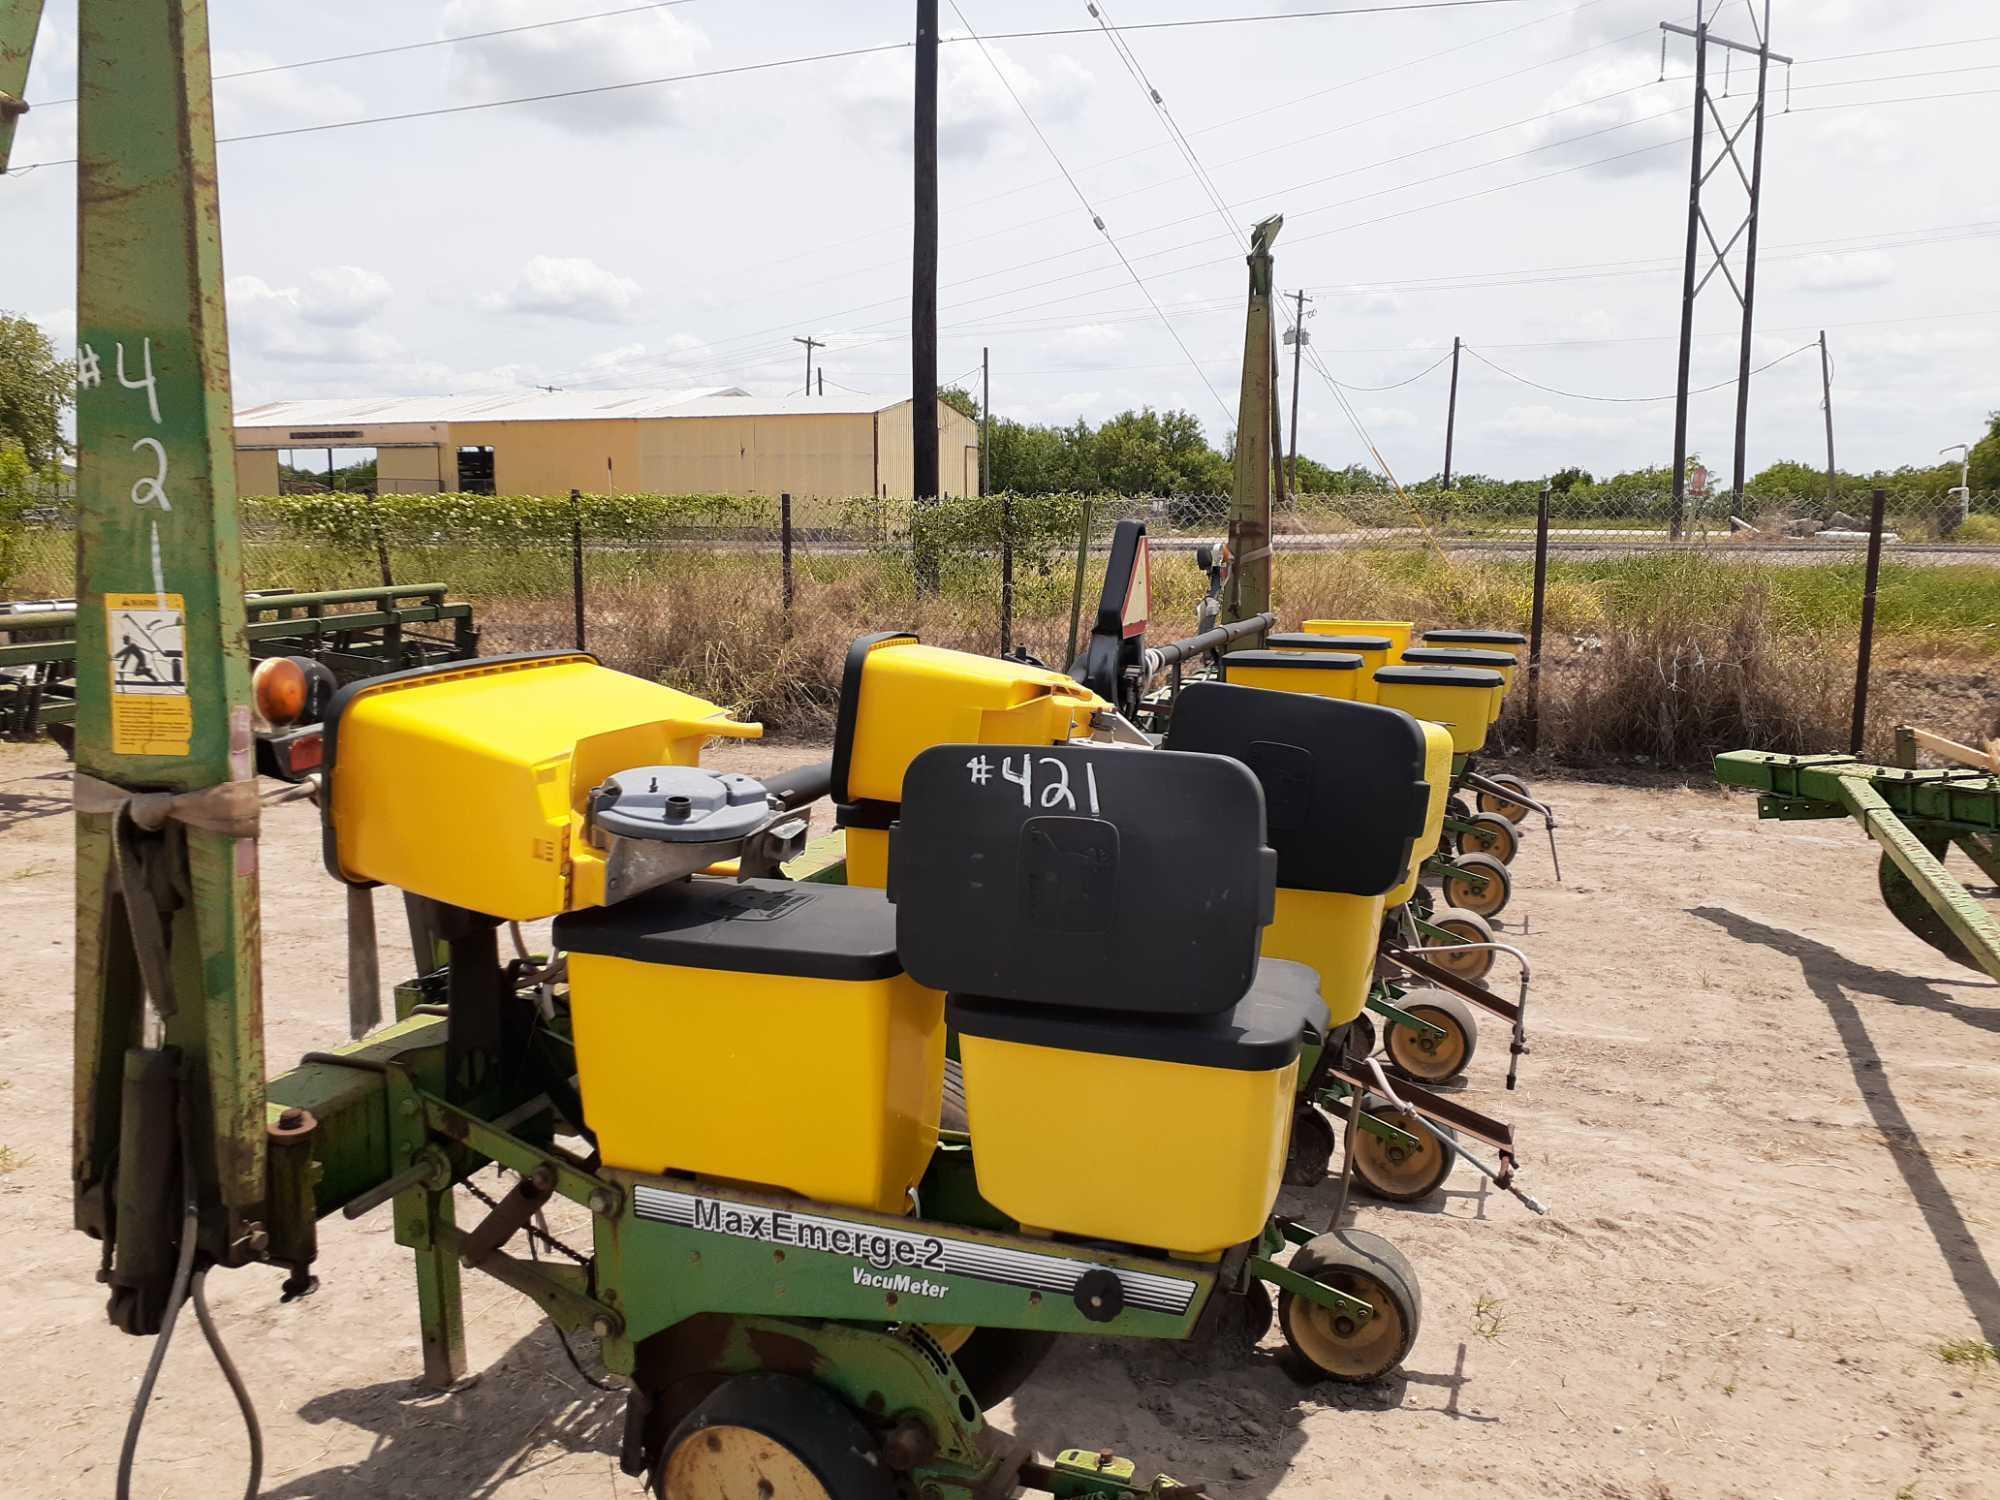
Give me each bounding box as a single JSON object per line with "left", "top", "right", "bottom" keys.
{"left": 818, "top": 368, "right": 824, "bottom": 397}
{"left": 1282, "top": 289, "right": 1311, "bottom": 498}
{"left": 1441, "top": 334, "right": 1462, "bottom": 490}
{"left": 980, "top": 346, "right": 991, "bottom": 496}
{"left": 1729, "top": 0, "right": 1774, "bottom": 511}
{"left": 912, "top": 0, "right": 940, "bottom": 510}
{"left": 793, "top": 335, "right": 824, "bottom": 397}
{"left": 1818, "top": 329, "right": 1836, "bottom": 508}
{"left": 1225, "top": 216, "right": 1283, "bottom": 632}
{"left": 1662, "top": 0, "right": 1790, "bottom": 537}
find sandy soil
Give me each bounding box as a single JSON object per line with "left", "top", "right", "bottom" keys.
{"left": 1, "top": 736, "right": 1996, "bottom": 1500}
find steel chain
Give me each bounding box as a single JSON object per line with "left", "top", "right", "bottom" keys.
{"left": 461, "top": 1171, "right": 592, "bottom": 1266}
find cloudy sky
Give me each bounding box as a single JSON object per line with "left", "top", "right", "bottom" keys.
{"left": 6, "top": 0, "right": 1996, "bottom": 483}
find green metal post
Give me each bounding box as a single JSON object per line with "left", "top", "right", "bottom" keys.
{"left": 71, "top": 0, "right": 266, "bottom": 1255}
{"left": 386, "top": 1068, "right": 467, "bottom": 1387}
{"left": 1225, "top": 215, "right": 1282, "bottom": 633}
{"left": 0, "top": 0, "right": 37, "bottom": 172}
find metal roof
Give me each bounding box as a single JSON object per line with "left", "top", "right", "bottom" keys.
{"left": 654, "top": 395, "right": 909, "bottom": 419}
{"left": 233, "top": 386, "right": 749, "bottom": 427}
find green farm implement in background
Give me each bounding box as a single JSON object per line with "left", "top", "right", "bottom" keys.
{"left": 1715, "top": 744, "right": 2000, "bottom": 980}
{"left": 1, "top": 584, "right": 476, "bottom": 744}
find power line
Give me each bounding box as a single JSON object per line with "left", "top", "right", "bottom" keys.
{"left": 979, "top": 0, "right": 1541, "bottom": 44}
{"left": 1332, "top": 350, "right": 1457, "bottom": 391}
{"left": 1079, "top": 0, "right": 1446, "bottom": 539}
{"left": 944, "top": 0, "right": 1233, "bottom": 423}
{"left": 4, "top": 39, "right": 912, "bottom": 169}
{"left": 723, "top": 0, "right": 1633, "bottom": 285}
{"left": 597, "top": 56, "right": 1992, "bottom": 390}
{"left": 1463, "top": 339, "right": 1818, "bottom": 403}
{"left": 31, "top": 1, "right": 700, "bottom": 108}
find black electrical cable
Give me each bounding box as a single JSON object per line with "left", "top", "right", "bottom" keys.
{"left": 979, "top": 0, "right": 1539, "bottom": 42}
{"left": 1332, "top": 350, "right": 1456, "bottom": 391}
{"left": 116, "top": 1079, "right": 264, "bottom": 1500}
{"left": 1461, "top": 339, "right": 1819, "bottom": 404}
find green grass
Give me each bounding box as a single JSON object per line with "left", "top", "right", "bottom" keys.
{"left": 0, "top": 1144, "right": 25, "bottom": 1175}
{"left": 1937, "top": 1338, "right": 1998, "bottom": 1370}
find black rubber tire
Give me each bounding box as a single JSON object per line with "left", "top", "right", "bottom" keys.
{"left": 949, "top": 1327, "right": 1059, "bottom": 1411}
{"left": 1345, "top": 1105, "right": 1457, "bottom": 1204}
{"left": 1480, "top": 772, "right": 1534, "bottom": 824}
{"left": 1382, "top": 988, "right": 1478, "bottom": 1084}
{"left": 1442, "top": 851, "right": 1511, "bottom": 919}
{"left": 1426, "top": 908, "right": 1496, "bottom": 984}
{"left": 1187, "top": 1281, "right": 1275, "bottom": 1361}
{"left": 1341, "top": 1010, "right": 1378, "bottom": 1064}
{"left": 1457, "top": 811, "right": 1520, "bottom": 865}
{"left": 940, "top": 1058, "right": 969, "bottom": 1133}
{"left": 1283, "top": 1106, "right": 1338, "bottom": 1187}
{"left": 1275, "top": 1229, "right": 1422, "bottom": 1384}
{"left": 656, "top": 1373, "right": 892, "bottom": 1499}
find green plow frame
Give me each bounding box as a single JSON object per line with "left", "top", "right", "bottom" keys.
{"left": 1714, "top": 750, "right": 2000, "bottom": 981}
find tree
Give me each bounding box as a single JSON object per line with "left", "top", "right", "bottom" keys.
{"left": 0, "top": 312, "right": 75, "bottom": 467}
{"left": 937, "top": 384, "right": 979, "bottom": 421}
{"left": 1969, "top": 411, "right": 2000, "bottom": 492}
{"left": 1548, "top": 466, "right": 1593, "bottom": 496}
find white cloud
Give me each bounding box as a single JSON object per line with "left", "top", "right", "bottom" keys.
{"left": 1332, "top": 286, "right": 1403, "bottom": 317}
{"left": 1478, "top": 403, "right": 1636, "bottom": 440}
{"left": 484, "top": 256, "right": 643, "bottom": 323}
{"left": 209, "top": 49, "right": 365, "bottom": 135}
{"left": 441, "top": 0, "right": 708, "bottom": 133}
{"left": 1053, "top": 323, "right": 1126, "bottom": 353}
{"left": 27, "top": 308, "right": 75, "bottom": 357}
{"left": 298, "top": 266, "right": 395, "bottom": 327}
{"left": 839, "top": 37, "right": 1092, "bottom": 162}
{"left": 1780, "top": 251, "right": 1894, "bottom": 293}
{"left": 1525, "top": 64, "right": 1688, "bottom": 179}
{"left": 1358, "top": 405, "right": 1416, "bottom": 430}
{"left": 227, "top": 271, "right": 402, "bottom": 365}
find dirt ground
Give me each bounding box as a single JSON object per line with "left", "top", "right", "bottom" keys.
{"left": 2, "top": 736, "right": 1997, "bottom": 1500}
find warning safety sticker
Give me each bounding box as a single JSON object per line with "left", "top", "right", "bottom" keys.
{"left": 106, "top": 592, "right": 193, "bottom": 756}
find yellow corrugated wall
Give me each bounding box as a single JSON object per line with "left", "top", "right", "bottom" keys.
{"left": 234, "top": 448, "right": 280, "bottom": 496}
{"left": 449, "top": 419, "right": 644, "bottom": 495}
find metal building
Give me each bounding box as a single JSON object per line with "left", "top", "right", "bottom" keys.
{"left": 231, "top": 388, "right": 983, "bottom": 498}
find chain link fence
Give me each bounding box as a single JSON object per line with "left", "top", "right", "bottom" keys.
{"left": 6, "top": 484, "right": 1996, "bottom": 763}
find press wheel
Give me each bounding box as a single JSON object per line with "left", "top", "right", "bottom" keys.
{"left": 1425, "top": 909, "right": 1496, "bottom": 984}
{"left": 1276, "top": 1230, "right": 1421, "bottom": 1383}
{"left": 1442, "top": 851, "right": 1511, "bottom": 919}
{"left": 1191, "top": 1280, "right": 1275, "bottom": 1359}
{"left": 657, "top": 1373, "right": 892, "bottom": 1499}
{"left": 1341, "top": 1010, "right": 1378, "bottom": 1064}
{"left": 1346, "top": 1104, "right": 1456, "bottom": 1204}
{"left": 1382, "top": 988, "right": 1477, "bottom": 1084}
{"left": 1478, "top": 773, "right": 1533, "bottom": 824}
{"left": 946, "top": 1327, "right": 1059, "bottom": 1411}
{"left": 1457, "top": 811, "right": 1519, "bottom": 865}
{"left": 1283, "top": 1106, "right": 1338, "bottom": 1187}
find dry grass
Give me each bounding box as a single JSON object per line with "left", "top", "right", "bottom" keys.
{"left": 11, "top": 525, "right": 1997, "bottom": 766}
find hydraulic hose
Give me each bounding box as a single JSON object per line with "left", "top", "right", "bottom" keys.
{"left": 116, "top": 1081, "right": 263, "bottom": 1500}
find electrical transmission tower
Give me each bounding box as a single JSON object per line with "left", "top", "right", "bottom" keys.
{"left": 1661, "top": 0, "right": 1791, "bottom": 537}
